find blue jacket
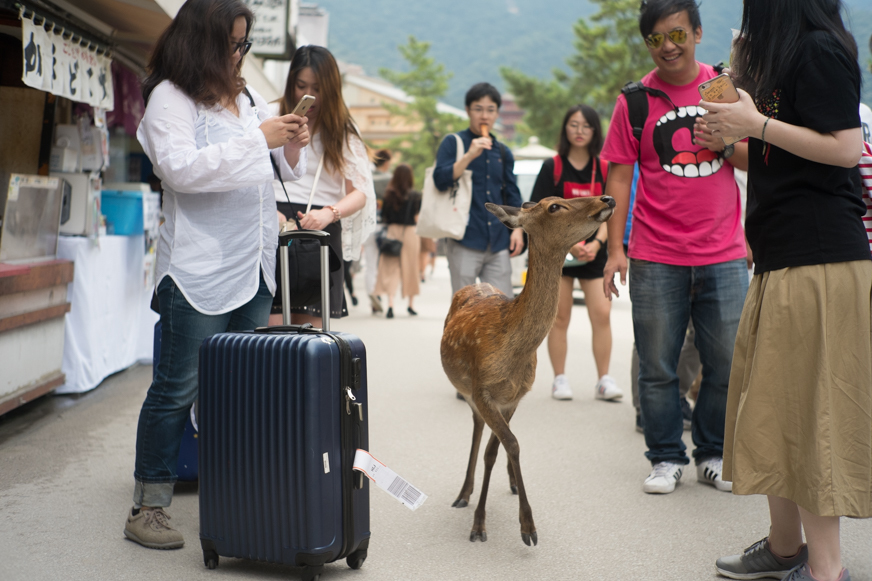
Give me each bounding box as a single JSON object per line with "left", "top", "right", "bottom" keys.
{"left": 433, "top": 128, "right": 523, "bottom": 252}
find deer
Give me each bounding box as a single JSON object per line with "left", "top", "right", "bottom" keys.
{"left": 441, "top": 195, "right": 615, "bottom": 546}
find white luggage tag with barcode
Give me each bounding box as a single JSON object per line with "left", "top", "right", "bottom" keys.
{"left": 353, "top": 449, "right": 427, "bottom": 511}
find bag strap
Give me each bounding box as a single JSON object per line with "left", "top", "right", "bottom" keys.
{"left": 453, "top": 133, "right": 465, "bottom": 163}
{"left": 621, "top": 81, "right": 679, "bottom": 142}
{"left": 552, "top": 154, "right": 562, "bottom": 186}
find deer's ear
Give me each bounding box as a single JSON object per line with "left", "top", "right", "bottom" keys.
{"left": 485, "top": 203, "right": 522, "bottom": 229}
{"left": 521, "top": 201, "right": 537, "bottom": 210}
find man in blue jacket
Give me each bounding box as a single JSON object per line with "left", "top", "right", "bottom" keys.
{"left": 433, "top": 82, "right": 525, "bottom": 296}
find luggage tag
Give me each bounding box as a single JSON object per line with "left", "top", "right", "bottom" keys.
{"left": 353, "top": 449, "right": 428, "bottom": 511}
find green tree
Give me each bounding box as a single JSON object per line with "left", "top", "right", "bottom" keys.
{"left": 501, "top": 0, "right": 651, "bottom": 149}
{"left": 379, "top": 36, "right": 465, "bottom": 185}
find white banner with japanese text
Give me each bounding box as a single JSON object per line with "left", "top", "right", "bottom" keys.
{"left": 21, "top": 15, "right": 114, "bottom": 111}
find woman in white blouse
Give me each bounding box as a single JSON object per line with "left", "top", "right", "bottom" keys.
{"left": 270, "top": 45, "right": 377, "bottom": 326}
{"left": 123, "top": 0, "right": 308, "bottom": 550}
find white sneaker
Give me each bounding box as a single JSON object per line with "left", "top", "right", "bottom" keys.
{"left": 697, "top": 457, "right": 732, "bottom": 492}
{"left": 594, "top": 374, "right": 623, "bottom": 401}
{"left": 643, "top": 462, "right": 683, "bottom": 494}
{"left": 551, "top": 375, "right": 573, "bottom": 400}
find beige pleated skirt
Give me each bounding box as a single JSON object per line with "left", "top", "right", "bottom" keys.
{"left": 374, "top": 224, "right": 421, "bottom": 300}
{"left": 724, "top": 260, "right": 872, "bottom": 517}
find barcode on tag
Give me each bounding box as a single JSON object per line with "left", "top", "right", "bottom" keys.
{"left": 387, "top": 476, "right": 423, "bottom": 506}
{"left": 353, "top": 449, "right": 427, "bottom": 511}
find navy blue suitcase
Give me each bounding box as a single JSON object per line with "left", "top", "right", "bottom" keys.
{"left": 198, "top": 230, "right": 370, "bottom": 581}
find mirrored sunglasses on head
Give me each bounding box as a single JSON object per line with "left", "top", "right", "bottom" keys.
{"left": 645, "top": 28, "right": 687, "bottom": 49}
{"left": 232, "top": 40, "right": 253, "bottom": 55}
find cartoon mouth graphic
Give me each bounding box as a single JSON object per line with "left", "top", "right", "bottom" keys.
{"left": 653, "top": 105, "right": 725, "bottom": 178}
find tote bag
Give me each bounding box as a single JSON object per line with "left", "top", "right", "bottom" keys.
{"left": 417, "top": 134, "right": 472, "bottom": 240}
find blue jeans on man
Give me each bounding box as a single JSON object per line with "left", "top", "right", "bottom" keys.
{"left": 133, "top": 273, "right": 272, "bottom": 508}
{"left": 629, "top": 258, "right": 748, "bottom": 466}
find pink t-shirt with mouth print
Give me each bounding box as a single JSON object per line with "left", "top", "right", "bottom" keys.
{"left": 602, "top": 63, "right": 747, "bottom": 266}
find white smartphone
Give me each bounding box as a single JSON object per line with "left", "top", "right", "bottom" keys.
{"left": 290, "top": 94, "right": 315, "bottom": 117}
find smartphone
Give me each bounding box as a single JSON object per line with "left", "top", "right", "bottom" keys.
{"left": 290, "top": 94, "right": 315, "bottom": 117}
{"left": 697, "top": 73, "right": 744, "bottom": 145}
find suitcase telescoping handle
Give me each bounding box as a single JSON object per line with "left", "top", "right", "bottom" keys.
{"left": 278, "top": 229, "right": 331, "bottom": 332}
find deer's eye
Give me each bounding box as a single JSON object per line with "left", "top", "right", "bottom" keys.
{"left": 548, "top": 204, "right": 561, "bottom": 213}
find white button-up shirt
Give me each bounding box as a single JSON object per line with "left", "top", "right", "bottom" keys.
{"left": 137, "top": 81, "right": 306, "bottom": 315}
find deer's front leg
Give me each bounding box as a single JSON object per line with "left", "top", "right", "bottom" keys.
{"left": 489, "top": 408, "right": 537, "bottom": 546}
{"left": 453, "top": 408, "right": 484, "bottom": 508}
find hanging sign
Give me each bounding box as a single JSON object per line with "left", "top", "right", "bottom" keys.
{"left": 20, "top": 13, "right": 114, "bottom": 111}
{"left": 242, "top": 0, "right": 290, "bottom": 58}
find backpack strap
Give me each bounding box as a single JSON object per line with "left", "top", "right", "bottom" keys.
{"left": 620, "top": 81, "right": 679, "bottom": 141}
{"left": 552, "top": 154, "right": 562, "bottom": 186}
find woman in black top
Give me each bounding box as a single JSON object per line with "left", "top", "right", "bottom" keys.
{"left": 529, "top": 104, "right": 621, "bottom": 402}
{"left": 374, "top": 164, "right": 421, "bottom": 318}
{"left": 701, "top": 1, "right": 870, "bottom": 580}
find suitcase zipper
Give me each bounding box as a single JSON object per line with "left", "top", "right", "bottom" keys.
{"left": 326, "top": 332, "right": 358, "bottom": 561}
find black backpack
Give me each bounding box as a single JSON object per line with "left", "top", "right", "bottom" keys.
{"left": 620, "top": 62, "right": 725, "bottom": 141}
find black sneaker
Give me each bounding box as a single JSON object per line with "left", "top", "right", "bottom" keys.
{"left": 716, "top": 537, "right": 808, "bottom": 579}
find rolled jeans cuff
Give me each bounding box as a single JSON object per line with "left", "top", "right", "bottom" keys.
{"left": 133, "top": 480, "right": 175, "bottom": 509}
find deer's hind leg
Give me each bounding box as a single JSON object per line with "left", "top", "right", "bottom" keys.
{"left": 453, "top": 407, "right": 485, "bottom": 508}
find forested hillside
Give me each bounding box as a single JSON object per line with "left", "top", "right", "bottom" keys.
{"left": 316, "top": 0, "right": 872, "bottom": 107}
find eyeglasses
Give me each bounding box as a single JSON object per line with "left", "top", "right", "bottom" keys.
{"left": 231, "top": 40, "right": 253, "bottom": 56}
{"left": 568, "top": 124, "right": 594, "bottom": 134}
{"left": 644, "top": 28, "right": 688, "bottom": 49}
{"left": 470, "top": 107, "right": 498, "bottom": 115}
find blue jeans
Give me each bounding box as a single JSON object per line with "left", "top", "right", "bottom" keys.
{"left": 629, "top": 258, "right": 748, "bottom": 466}
{"left": 133, "top": 273, "right": 272, "bottom": 508}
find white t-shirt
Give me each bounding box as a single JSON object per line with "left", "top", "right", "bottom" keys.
{"left": 137, "top": 81, "right": 306, "bottom": 315}
{"left": 274, "top": 132, "right": 344, "bottom": 207}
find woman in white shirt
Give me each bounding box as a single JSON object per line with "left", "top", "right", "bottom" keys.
{"left": 124, "top": 0, "right": 308, "bottom": 550}
{"left": 271, "top": 45, "right": 377, "bottom": 325}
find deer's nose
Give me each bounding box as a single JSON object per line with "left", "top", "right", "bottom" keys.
{"left": 601, "top": 196, "right": 616, "bottom": 209}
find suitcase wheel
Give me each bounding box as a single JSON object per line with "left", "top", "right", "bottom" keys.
{"left": 346, "top": 550, "right": 367, "bottom": 570}
{"left": 203, "top": 549, "right": 219, "bottom": 570}
{"left": 301, "top": 565, "right": 323, "bottom": 581}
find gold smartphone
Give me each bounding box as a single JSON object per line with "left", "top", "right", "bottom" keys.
{"left": 291, "top": 94, "right": 316, "bottom": 117}
{"left": 698, "top": 73, "right": 744, "bottom": 145}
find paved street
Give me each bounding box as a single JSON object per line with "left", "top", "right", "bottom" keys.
{"left": 1, "top": 257, "right": 870, "bottom": 581}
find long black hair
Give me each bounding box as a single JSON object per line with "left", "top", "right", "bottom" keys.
{"left": 557, "top": 104, "right": 603, "bottom": 159}
{"left": 142, "top": 0, "right": 253, "bottom": 105}
{"left": 732, "top": 0, "right": 859, "bottom": 99}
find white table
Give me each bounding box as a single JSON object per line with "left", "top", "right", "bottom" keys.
{"left": 55, "top": 235, "right": 157, "bottom": 394}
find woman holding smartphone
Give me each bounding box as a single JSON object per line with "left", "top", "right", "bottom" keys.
{"left": 270, "top": 45, "right": 377, "bottom": 326}
{"left": 125, "top": 0, "right": 309, "bottom": 549}
{"left": 529, "top": 104, "right": 622, "bottom": 402}
{"left": 700, "top": 1, "right": 870, "bottom": 580}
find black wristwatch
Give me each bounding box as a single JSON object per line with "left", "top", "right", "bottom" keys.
{"left": 722, "top": 143, "right": 735, "bottom": 159}
{"left": 594, "top": 238, "right": 605, "bottom": 247}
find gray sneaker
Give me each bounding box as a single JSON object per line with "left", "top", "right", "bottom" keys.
{"left": 124, "top": 507, "right": 184, "bottom": 549}
{"left": 716, "top": 537, "right": 807, "bottom": 579}
{"left": 782, "top": 564, "right": 850, "bottom": 581}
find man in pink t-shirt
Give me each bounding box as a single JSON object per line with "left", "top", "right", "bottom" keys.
{"left": 601, "top": 0, "right": 749, "bottom": 496}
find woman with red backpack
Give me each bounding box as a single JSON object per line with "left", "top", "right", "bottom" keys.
{"left": 529, "top": 104, "right": 622, "bottom": 402}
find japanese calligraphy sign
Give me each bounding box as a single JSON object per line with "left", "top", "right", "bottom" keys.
{"left": 242, "top": 0, "right": 289, "bottom": 57}
{"left": 21, "top": 15, "right": 114, "bottom": 111}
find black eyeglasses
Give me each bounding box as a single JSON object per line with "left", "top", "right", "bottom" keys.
{"left": 231, "top": 40, "right": 252, "bottom": 56}
{"left": 645, "top": 28, "right": 688, "bottom": 49}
